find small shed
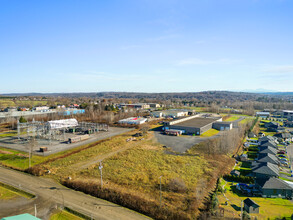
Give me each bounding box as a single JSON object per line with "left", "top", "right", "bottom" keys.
{"left": 230, "top": 170, "right": 240, "bottom": 176}
{"left": 258, "top": 132, "right": 265, "bottom": 137}
{"left": 243, "top": 198, "right": 260, "bottom": 214}
{"left": 240, "top": 154, "right": 248, "bottom": 162}
{"left": 248, "top": 132, "right": 256, "bottom": 138}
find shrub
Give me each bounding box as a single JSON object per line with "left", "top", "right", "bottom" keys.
{"left": 223, "top": 174, "right": 254, "bottom": 184}
{"left": 167, "top": 178, "right": 187, "bottom": 193}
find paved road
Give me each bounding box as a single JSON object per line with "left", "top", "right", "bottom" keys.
{"left": 287, "top": 143, "right": 293, "bottom": 174}
{"left": 0, "top": 167, "right": 151, "bottom": 220}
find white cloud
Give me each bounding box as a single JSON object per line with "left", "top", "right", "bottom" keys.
{"left": 177, "top": 58, "right": 242, "bottom": 66}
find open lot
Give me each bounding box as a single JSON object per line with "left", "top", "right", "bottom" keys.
{"left": 153, "top": 130, "right": 221, "bottom": 153}
{"left": 15, "top": 128, "right": 234, "bottom": 219}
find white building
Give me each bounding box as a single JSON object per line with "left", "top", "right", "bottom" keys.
{"left": 118, "top": 117, "right": 147, "bottom": 125}
{"left": 151, "top": 111, "right": 163, "bottom": 118}
{"left": 33, "top": 106, "right": 50, "bottom": 112}
{"left": 256, "top": 112, "right": 270, "bottom": 118}
{"left": 163, "top": 110, "right": 188, "bottom": 118}
{"left": 47, "top": 119, "right": 78, "bottom": 130}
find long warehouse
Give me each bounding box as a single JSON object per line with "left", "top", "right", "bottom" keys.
{"left": 164, "top": 117, "right": 222, "bottom": 135}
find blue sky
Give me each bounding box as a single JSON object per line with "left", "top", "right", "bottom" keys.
{"left": 0, "top": 0, "right": 293, "bottom": 93}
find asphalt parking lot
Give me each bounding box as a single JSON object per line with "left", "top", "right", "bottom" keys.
{"left": 153, "top": 131, "right": 221, "bottom": 153}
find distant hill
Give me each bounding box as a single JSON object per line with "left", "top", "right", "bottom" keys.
{"left": 0, "top": 91, "right": 270, "bottom": 100}
{"left": 2, "top": 91, "right": 293, "bottom": 100}
{"left": 262, "top": 92, "right": 293, "bottom": 96}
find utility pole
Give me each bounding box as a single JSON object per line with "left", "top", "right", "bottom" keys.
{"left": 29, "top": 147, "right": 31, "bottom": 168}
{"left": 34, "top": 204, "right": 37, "bottom": 217}
{"left": 159, "top": 176, "right": 162, "bottom": 208}
{"left": 99, "top": 161, "right": 103, "bottom": 188}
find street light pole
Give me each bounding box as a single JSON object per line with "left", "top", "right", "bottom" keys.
{"left": 99, "top": 161, "right": 103, "bottom": 188}
{"left": 240, "top": 200, "right": 243, "bottom": 220}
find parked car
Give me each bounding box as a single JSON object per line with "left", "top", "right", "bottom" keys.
{"left": 280, "top": 158, "right": 288, "bottom": 162}
{"left": 236, "top": 183, "right": 252, "bottom": 195}
{"left": 280, "top": 160, "right": 289, "bottom": 165}
{"left": 278, "top": 151, "right": 285, "bottom": 154}
{"left": 278, "top": 155, "right": 287, "bottom": 158}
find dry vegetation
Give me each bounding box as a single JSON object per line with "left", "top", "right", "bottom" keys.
{"left": 24, "top": 128, "right": 240, "bottom": 219}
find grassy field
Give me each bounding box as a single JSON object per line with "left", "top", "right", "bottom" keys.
{"left": 83, "top": 144, "right": 210, "bottom": 192}
{"left": 0, "top": 182, "right": 34, "bottom": 200}
{"left": 0, "top": 185, "right": 20, "bottom": 200}
{"left": 224, "top": 116, "right": 240, "bottom": 121}
{"left": 0, "top": 131, "right": 18, "bottom": 138}
{"left": 22, "top": 130, "right": 234, "bottom": 219}
{"left": 0, "top": 99, "right": 48, "bottom": 108}
{"left": 200, "top": 129, "right": 219, "bottom": 137}
{"left": 50, "top": 210, "right": 84, "bottom": 220}
{"left": 239, "top": 117, "right": 254, "bottom": 125}
{"left": 0, "top": 127, "right": 236, "bottom": 219}
{"left": 218, "top": 179, "right": 293, "bottom": 219}
{"left": 0, "top": 147, "right": 47, "bottom": 170}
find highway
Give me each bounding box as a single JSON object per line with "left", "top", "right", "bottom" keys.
{"left": 0, "top": 167, "right": 151, "bottom": 220}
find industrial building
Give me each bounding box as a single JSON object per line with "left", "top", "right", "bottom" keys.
{"left": 256, "top": 112, "right": 270, "bottom": 118}
{"left": 148, "top": 103, "right": 161, "bottom": 108}
{"left": 212, "top": 121, "right": 233, "bottom": 131}
{"left": 163, "top": 110, "right": 188, "bottom": 118}
{"left": 46, "top": 118, "right": 78, "bottom": 130}
{"left": 151, "top": 111, "right": 163, "bottom": 118}
{"left": 282, "top": 110, "right": 293, "bottom": 119}
{"left": 151, "top": 110, "right": 190, "bottom": 118}
{"left": 119, "top": 103, "right": 150, "bottom": 109}
{"left": 58, "top": 108, "right": 85, "bottom": 116}
{"left": 164, "top": 115, "right": 222, "bottom": 135}
{"left": 33, "top": 106, "right": 50, "bottom": 112}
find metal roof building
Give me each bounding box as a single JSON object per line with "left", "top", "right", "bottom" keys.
{"left": 1, "top": 214, "right": 41, "bottom": 220}
{"left": 46, "top": 118, "right": 78, "bottom": 130}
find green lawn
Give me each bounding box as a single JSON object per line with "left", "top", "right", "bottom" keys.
{"left": 50, "top": 210, "right": 84, "bottom": 220}
{"left": 0, "top": 185, "right": 20, "bottom": 200}
{"left": 200, "top": 129, "right": 219, "bottom": 137}
{"left": 0, "top": 182, "right": 34, "bottom": 200}
{"left": 0, "top": 131, "right": 18, "bottom": 138}
{"left": 224, "top": 116, "right": 240, "bottom": 121}
{"left": 240, "top": 118, "right": 254, "bottom": 124}
{"left": 218, "top": 180, "right": 293, "bottom": 219}
{"left": 0, "top": 147, "right": 46, "bottom": 170}
{"left": 0, "top": 99, "right": 48, "bottom": 108}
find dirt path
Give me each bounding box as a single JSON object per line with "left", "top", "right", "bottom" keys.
{"left": 0, "top": 166, "right": 151, "bottom": 220}
{"left": 79, "top": 144, "right": 137, "bottom": 170}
